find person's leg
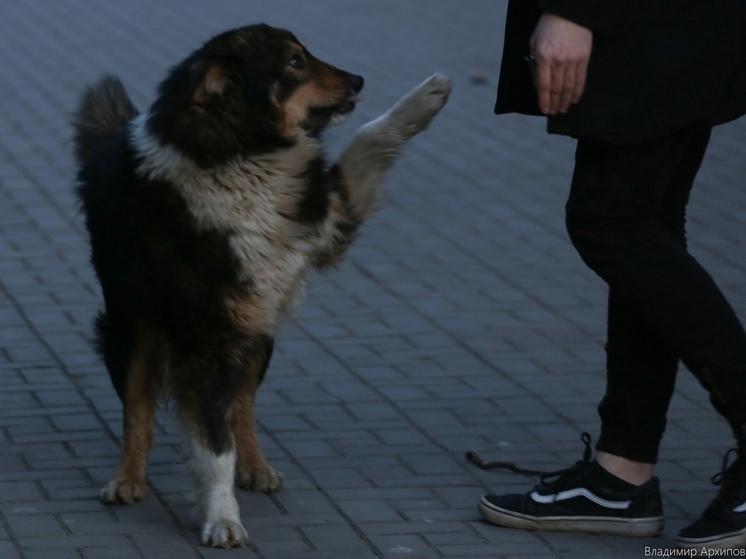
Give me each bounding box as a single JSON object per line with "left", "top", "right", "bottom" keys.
{"left": 565, "top": 129, "right": 746, "bottom": 548}
{"left": 479, "top": 131, "right": 705, "bottom": 536}
{"left": 567, "top": 129, "right": 746, "bottom": 452}
{"left": 480, "top": 128, "right": 746, "bottom": 540}
{"left": 596, "top": 291, "right": 679, "bottom": 467}
{"left": 592, "top": 144, "right": 702, "bottom": 483}
{"left": 577, "top": 129, "right": 711, "bottom": 473}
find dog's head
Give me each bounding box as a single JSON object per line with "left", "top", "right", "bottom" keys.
{"left": 147, "top": 24, "right": 364, "bottom": 166}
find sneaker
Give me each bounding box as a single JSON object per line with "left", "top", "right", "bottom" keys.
{"left": 676, "top": 449, "right": 746, "bottom": 550}
{"left": 478, "top": 434, "right": 664, "bottom": 537}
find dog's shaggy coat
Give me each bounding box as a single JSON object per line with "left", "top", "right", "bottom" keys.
{"left": 73, "top": 23, "right": 450, "bottom": 547}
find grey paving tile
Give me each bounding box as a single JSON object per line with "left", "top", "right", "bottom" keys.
{"left": 24, "top": 551, "right": 84, "bottom": 559}
{"left": 0, "top": 541, "right": 22, "bottom": 559}
{"left": 300, "top": 523, "right": 369, "bottom": 550}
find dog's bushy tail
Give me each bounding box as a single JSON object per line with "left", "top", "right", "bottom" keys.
{"left": 73, "top": 75, "right": 139, "bottom": 163}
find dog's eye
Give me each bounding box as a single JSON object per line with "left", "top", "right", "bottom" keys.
{"left": 288, "top": 55, "right": 306, "bottom": 70}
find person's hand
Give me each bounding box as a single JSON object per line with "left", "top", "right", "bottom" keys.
{"left": 530, "top": 13, "right": 593, "bottom": 115}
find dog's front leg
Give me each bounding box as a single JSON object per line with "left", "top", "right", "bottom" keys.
{"left": 188, "top": 437, "right": 249, "bottom": 548}
{"left": 335, "top": 73, "right": 452, "bottom": 221}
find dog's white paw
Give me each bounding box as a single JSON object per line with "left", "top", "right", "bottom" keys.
{"left": 384, "top": 73, "right": 452, "bottom": 140}
{"left": 201, "top": 518, "right": 249, "bottom": 548}
{"left": 236, "top": 466, "right": 284, "bottom": 492}
{"left": 100, "top": 479, "right": 146, "bottom": 504}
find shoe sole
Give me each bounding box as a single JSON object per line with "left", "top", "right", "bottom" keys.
{"left": 478, "top": 497, "right": 664, "bottom": 537}
{"left": 676, "top": 526, "right": 746, "bottom": 551}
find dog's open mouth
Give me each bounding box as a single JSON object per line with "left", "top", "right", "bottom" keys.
{"left": 333, "top": 95, "right": 361, "bottom": 117}
{"left": 305, "top": 94, "right": 361, "bottom": 131}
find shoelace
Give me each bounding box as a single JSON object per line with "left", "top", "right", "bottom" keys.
{"left": 536, "top": 432, "right": 593, "bottom": 490}
{"left": 712, "top": 448, "right": 742, "bottom": 485}
{"left": 709, "top": 448, "right": 746, "bottom": 511}
{"left": 466, "top": 432, "right": 593, "bottom": 483}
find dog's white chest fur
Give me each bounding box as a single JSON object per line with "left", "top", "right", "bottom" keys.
{"left": 131, "top": 116, "right": 321, "bottom": 314}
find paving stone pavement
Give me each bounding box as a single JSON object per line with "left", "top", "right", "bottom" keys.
{"left": 1, "top": 1, "right": 746, "bottom": 558}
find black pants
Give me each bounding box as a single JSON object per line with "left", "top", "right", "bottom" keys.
{"left": 566, "top": 128, "right": 746, "bottom": 463}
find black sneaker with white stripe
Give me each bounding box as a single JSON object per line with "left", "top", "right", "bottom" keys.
{"left": 478, "top": 436, "right": 664, "bottom": 537}
{"left": 676, "top": 449, "right": 746, "bottom": 550}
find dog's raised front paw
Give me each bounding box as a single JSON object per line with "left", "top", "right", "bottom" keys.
{"left": 236, "top": 466, "right": 284, "bottom": 492}
{"left": 385, "top": 73, "right": 452, "bottom": 140}
{"left": 201, "top": 518, "right": 249, "bottom": 548}
{"left": 100, "top": 479, "right": 147, "bottom": 504}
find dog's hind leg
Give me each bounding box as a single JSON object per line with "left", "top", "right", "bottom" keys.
{"left": 231, "top": 336, "right": 283, "bottom": 492}
{"left": 335, "top": 73, "right": 452, "bottom": 221}
{"left": 100, "top": 321, "right": 164, "bottom": 505}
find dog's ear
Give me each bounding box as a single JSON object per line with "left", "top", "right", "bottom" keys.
{"left": 192, "top": 64, "right": 230, "bottom": 104}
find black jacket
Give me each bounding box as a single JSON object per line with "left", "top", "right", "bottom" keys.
{"left": 496, "top": 0, "right": 746, "bottom": 145}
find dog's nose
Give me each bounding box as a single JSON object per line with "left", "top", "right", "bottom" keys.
{"left": 348, "top": 74, "right": 364, "bottom": 94}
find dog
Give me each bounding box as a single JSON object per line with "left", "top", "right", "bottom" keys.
{"left": 73, "top": 23, "right": 450, "bottom": 547}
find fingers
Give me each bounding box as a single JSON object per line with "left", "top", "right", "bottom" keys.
{"left": 530, "top": 13, "right": 592, "bottom": 116}
{"left": 571, "top": 66, "right": 588, "bottom": 106}
{"left": 533, "top": 56, "right": 582, "bottom": 115}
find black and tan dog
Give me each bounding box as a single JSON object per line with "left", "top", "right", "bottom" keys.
{"left": 73, "top": 23, "right": 450, "bottom": 547}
